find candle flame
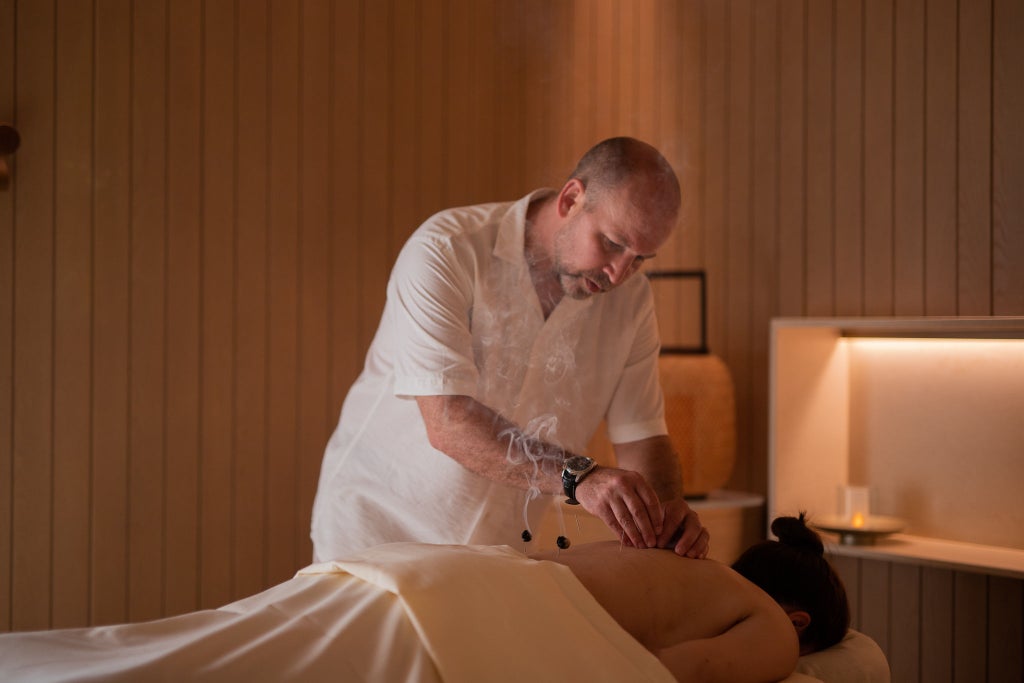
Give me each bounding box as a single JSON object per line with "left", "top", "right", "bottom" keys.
{"left": 851, "top": 512, "right": 865, "bottom": 528}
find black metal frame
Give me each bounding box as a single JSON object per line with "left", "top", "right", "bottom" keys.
{"left": 645, "top": 269, "right": 708, "bottom": 355}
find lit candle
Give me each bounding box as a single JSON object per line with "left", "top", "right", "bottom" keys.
{"left": 841, "top": 485, "right": 871, "bottom": 527}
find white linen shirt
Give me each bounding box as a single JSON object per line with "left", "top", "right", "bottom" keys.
{"left": 310, "top": 189, "right": 668, "bottom": 561}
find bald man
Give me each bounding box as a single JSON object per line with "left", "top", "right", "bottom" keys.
{"left": 312, "top": 137, "right": 708, "bottom": 562}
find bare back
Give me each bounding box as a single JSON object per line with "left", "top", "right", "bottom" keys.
{"left": 532, "top": 541, "right": 799, "bottom": 682}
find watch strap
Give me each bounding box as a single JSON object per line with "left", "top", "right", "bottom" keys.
{"left": 562, "top": 460, "right": 596, "bottom": 505}
{"left": 562, "top": 468, "right": 582, "bottom": 505}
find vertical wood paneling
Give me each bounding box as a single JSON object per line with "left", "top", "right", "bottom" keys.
{"left": 392, "top": 0, "right": 420, "bottom": 260}
{"left": 702, "top": 0, "right": 726, "bottom": 358}
{"left": 863, "top": 0, "right": 895, "bottom": 315}
{"left": 357, "top": 1, "right": 390, "bottom": 356}
{"left": 921, "top": 567, "right": 954, "bottom": 682}
{"left": 676, "top": 0, "right": 703, "bottom": 274}
{"left": 724, "top": 0, "right": 754, "bottom": 491}
{"left": 835, "top": 558, "right": 1024, "bottom": 682}
{"left": 544, "top": 1, "right": 574, "bottom": 181}
{"left": 924, "top": 0, "right": 958, "bottom": 315}
{"left": 647, "top": 0, "right": 679, "bottom": 342}
{"left": 417, "top": 0, "right": 445, "bottom": 211}
{"left": 987, "top": 576, "right": 1023, "bottom": 682}
{"left": 446, "top": 0, "right": 474, "bottom": 204}
{"left": 776, "top": 0, "right": 805, "bottom": 317}
{"left": 234, "top": 0, "right": 269, "bottom": 601}
{"left": 953, "top": 572, "right": 988, "bottom": 681}
{"left": 494, "top": 2, "right": 525, "bottom": 192}
{"left": 328, "top": 0, "right": 364, "bottom": 417}
{"left": 957, "top": 0, "right": 992, "bottom": 315}
{"left": 297, "top": 0, "right": 331, "bottom": 572}
{"left": 804, "top": 0, "right": 834, "bottom": 316}
{"left": 631, "top": 1, "right": 659, "bottom": 143}
{"left": 651, "top": 0, "right": 679, "bottom": 338}
{"left": 164, "top": 0, "right": 202, "bottom": 618}
{"left": 993, "top": 0, "right": 1024, "bottom": 314}
{"left": 128, "top": 0, "right": 168, "bottom": 623}
{"left": 12, "top": 0, "right": 56, "bottom": 632}
{"left": 266, "top": 0, "right": 300, "bottom": 587}
{"left": 831, "top": 554, "right": 861, "bottom": 629}
{"left": 569, "top": 0, "right": 595, "bottom": 162}
{"left": 859, "top": 559, "right": 891, "bottom": 653}
{"left": 91, "top": 0, "right": 132, "bottom": 627}
{"left": 593, "top": 0, "right": 619, "bottom": 141}
{"left": 889, "top": 563, "right": 922, "bottom": 682}
{"left": 749, "top": 0, "right": 778, "bottom": 495}
{"left": 199, "top": 0, "right": 236, "bottom": 609}
{"left": 473, "top": 1, "right": 505, "bottom": 198}
{"left": 652, "top": 0, "right": 699, "bottom": 347}
{"left": 473, "top": 2, "right": 500, "bottom": 199}
{"left": 893, "top": 0, "right": 926, "bottom": 315}
{"left": 0, "top": 0, "right": 15, "bottom": 635}
{"left": 834, "top": 0, "right": 864, "bottom": 316}
{"left": 616, "top": 2, "right": 638, "bottom": 138}
{"left": 52, "top": 0, "right": 93, "bottom": 629}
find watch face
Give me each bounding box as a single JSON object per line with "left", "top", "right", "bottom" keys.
{"left": 564, "top": 455, "right": 594, "bottom": 473}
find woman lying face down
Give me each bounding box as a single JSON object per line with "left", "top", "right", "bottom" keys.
{"left": 531, "top": 515, "right": 849, "bottom": 683}
{"left": 731, "top": 514, "right": 851, "bottom": 656}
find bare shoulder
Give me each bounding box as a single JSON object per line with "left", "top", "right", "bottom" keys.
{"left": 532, "top": 542, "right": 786, "bottom": 650}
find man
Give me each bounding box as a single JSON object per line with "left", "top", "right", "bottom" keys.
{"left": 311, "top": 137, "right": 709, "bottom": 561}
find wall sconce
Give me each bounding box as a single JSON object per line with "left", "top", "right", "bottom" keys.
{"left": 0, "top": 123, "right": 20, "bottom": 190}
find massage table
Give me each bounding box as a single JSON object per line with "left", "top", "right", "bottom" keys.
{"left": 0, "top": 544, "right": 888, "bottom": 682}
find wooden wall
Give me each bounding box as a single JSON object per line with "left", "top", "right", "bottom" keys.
{"left": 2, "top": 0, "right": 1022, "bottom": 656}
{"left": 833, "top": 555, "right": 1023, "bottom": 683}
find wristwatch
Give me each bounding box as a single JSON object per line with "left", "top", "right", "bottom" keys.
{"left": 561, "top": 455, "right": 597, "bottom": 505}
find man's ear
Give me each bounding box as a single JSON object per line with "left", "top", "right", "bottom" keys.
{"left": 787, "top": 609, "right": 812, "bottom": 636}
{"left": 557, "top": 178, "right": 585, "bottom": 217}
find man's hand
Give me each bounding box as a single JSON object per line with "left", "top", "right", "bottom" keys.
{"left": 656, "top": 498, "right": 710, "bottom": 559}
{"left": 610, "top": 434, "right": 709, "bottom": 556}
{"left": 573, "top": 467, "right": 665, "bottom": 548}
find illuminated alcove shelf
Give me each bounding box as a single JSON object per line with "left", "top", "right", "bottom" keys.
{"left": 768, "top": 317, "right": 1024, "bottom": 579}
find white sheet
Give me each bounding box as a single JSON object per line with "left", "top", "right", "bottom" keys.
{"left": 0, "top": 543, "right": 888, "bottom": 683}
{"left": 0, "top": 565, "right": 438, "bottom": 682}
{"left": 300, "top": 543, "right": 675, "bottom": 682}
{"left": 794, "top": 629, "right": 891, "bottom": 682}
{"left": 0, "top": 544, "right": 671, "bottom": 683}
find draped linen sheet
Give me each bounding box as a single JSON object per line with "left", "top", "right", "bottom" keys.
{"left": 0, "top": 543, "right": 887, "bottom": 682}
{"left": 0, "top": 543, "right": 671, "bottom": 683}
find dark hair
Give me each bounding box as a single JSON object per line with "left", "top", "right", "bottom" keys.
{"left": 731, "top": 514, "right": 850, "bottom": 653}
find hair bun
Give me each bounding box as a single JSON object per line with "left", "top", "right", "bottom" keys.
{"left": 770, "top": 513, "right": 824, "bottom": 556}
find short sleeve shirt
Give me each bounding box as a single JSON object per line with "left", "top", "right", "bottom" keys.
{"left": 310, "top": 190, "right": 668, "bottom": 560}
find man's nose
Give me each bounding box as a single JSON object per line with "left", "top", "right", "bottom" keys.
{"left": 605, "top": 253, "right": 635, "bottom": 285}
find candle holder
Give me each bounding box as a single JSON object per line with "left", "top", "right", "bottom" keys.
{"left": 842, "top": 485, "right": 871, "bottom": 528}
{"left": 811, "top": 485, "right": 905, "bottom": 545}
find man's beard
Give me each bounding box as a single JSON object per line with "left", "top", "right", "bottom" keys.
{"left": 550, "top": 216, "right": 613, "bottom": 298}
{"left": 557, "top": 269, "right": 612, "bottom": 299}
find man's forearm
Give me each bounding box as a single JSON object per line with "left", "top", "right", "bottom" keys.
{"left": 415, "top": 394, "right": 569, "bottom": 494}
{"left": 614, "top": 434, "right": 683, "bottom": 501}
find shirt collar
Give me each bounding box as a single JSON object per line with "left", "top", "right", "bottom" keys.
{"left": 493, "top": 188, "right": 556, "bottom": 265}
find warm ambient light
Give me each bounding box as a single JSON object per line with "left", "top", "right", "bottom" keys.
{"left": 851, "top": 513, "right": 865, "bottom": 528}
{"left": 843, "top": 337, "right": 1024, "bottom": 352}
